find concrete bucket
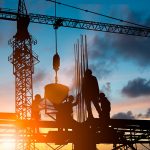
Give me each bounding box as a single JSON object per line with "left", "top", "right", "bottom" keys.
{"left": 44, "top": 83, "right": 69, "bottom": 104}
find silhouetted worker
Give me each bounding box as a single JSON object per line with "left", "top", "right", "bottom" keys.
{"left": 55, "top": 95, "right": 79, "bottom": 124}
{"left": 64, "top": 95, "right": 79, "bottom": 121}
{"left": 82, "top": 69, "right": 101, "bottom": 119}
{"left": 99, "top": 92, "right": 111, "bottom": 123}
{"left": 54, "top": 95, "right": 79, "bottom": 131}
{"left": 31, "top": 94, "right": 43, "bottom": 133}
{"left": 32, "top": 94, "right": 42, "bottom": 121}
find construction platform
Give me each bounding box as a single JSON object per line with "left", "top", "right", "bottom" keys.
{"left": 0, "top": 113, "right": 149, "bottom": 146}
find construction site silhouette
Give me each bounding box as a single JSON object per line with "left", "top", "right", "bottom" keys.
{"left": 0, "top": 0, "right": 150, "bottom": 150}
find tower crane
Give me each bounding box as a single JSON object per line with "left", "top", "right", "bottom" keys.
{"left": 6, "top": 0, "right": 39, "bottom": 149}
{"left": 0, "top": 1, "right": 150, "bottom": 150}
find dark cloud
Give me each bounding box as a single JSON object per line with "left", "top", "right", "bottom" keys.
{"left": 113, "top": 35, "right": 150, "bottom": 67}
{"left": 89, "top": 35, "right": 117, "bottom": 79}
{"left": 113, "top": 8, "right": 150, "bottom": 67}
{"left": 145, "top": 16, "right": 150, "bottom": 26}
{"left": 110, "top": 6, "right": 149, "bottom": 28}
{"left": 125, "top": 9, "right": 143, "bottom": 25}
{"left": 90, "top": 29, "right": 150, "bottom": 69}
{"left": 112, "top": 111, "right": 135, "bottom": 119}
{"left": 137, "top": 108, "right": 150, "bottom": 119}
{"left": 90, "top": 62, "right": 113, "bottom": 79}
{"left": 89, "top": 9, "right": 150, "bottom": 78}
{"left": 111, "top": 108, "right": 150, "bottom": 119}
{"left": 33, "top": 69, "right": 47, "bottom": 85}
{"left": 122, "top": 78, "right": 150, "bottom": 97}
{"left": 146, "top": 108, "right": 150, "bottom": 118}
{"left": 112, "top": 108, "right": 150, "bottom": 120}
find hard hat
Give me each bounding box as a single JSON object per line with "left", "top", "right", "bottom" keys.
{"left": 68, "top": 95, "right": 74, "bottom": 102}
{"left": 99, "top": 92, "right": 105, "bottom": 97}
{"left": 85, "top": 69, "right": 92, "bottom": 75}
{"left": 35, "top": 94, "right": 41, "bottom": 100}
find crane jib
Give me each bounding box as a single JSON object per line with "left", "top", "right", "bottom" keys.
{"left": 0, "top": 8, "right": 150, "bottom": 37}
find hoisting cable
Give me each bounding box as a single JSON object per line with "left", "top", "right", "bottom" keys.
{"left": 53, "top": 0, "right": 60, "bottom": 84}
{"left": 54, "top": 0, "right": 57, "bottom": 52}
{"left": 46, "top": 0, "right": 150, "bottom": 29}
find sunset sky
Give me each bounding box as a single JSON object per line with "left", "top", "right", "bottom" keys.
{"left": 0, "top": 0, "right": 150, "bottom": 120}
{"left": 1, "top": 0, "right": 150, "bottom": 150}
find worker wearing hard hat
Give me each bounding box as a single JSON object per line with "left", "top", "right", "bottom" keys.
{"left": 54, "top": 95, "right": 79, "bottom": 130}
{"left": 31, "top": 94, "right": 42, "bottom": 121}
{"left": 82, "top": 69, "right": 101, "bottom": 119}
{"left": 31, "top": 94, "right": 43, "bottom": 133}
{"left": 99, "top": 92, "right": 111, "bottom": 125}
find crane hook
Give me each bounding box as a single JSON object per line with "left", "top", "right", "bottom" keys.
{"left": 53, "top": 52, "right": 60, "bottom": 83}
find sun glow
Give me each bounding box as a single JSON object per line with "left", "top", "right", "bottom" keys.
{"left": 1, "top": 138, "right": 15, "bottom": 150}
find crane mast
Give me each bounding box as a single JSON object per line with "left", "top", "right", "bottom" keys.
{"left": 8, "top": 0, "right": 39, "bottom": 149}
{"left": 0, "top": 1, "right": 150, "bottom": 150}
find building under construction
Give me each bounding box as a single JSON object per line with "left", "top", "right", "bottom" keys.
{"left": 0, "top": 0, "right": 150, "bottom": 150}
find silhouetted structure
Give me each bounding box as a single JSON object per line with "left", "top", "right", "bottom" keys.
{"left": 1, "top": 1, "right": 150, "bottom": 149}
{"left": 74, "top": 35, "right": 88, "bottom": 122}
{"left": 8, "top": 0, "right": 39, "bottom": 149}
{"left": 99, "top": 92, "right": 111, "bottom": 129}
{"left": 73, "top": 123, "right": 97, "bottom": 150}
{"left": 82, "top": 69, "right": 101, "bottom": 119}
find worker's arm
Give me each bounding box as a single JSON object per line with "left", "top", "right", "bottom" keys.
{"left": 72, "top": 97, "right": 80, "bottom": 106}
